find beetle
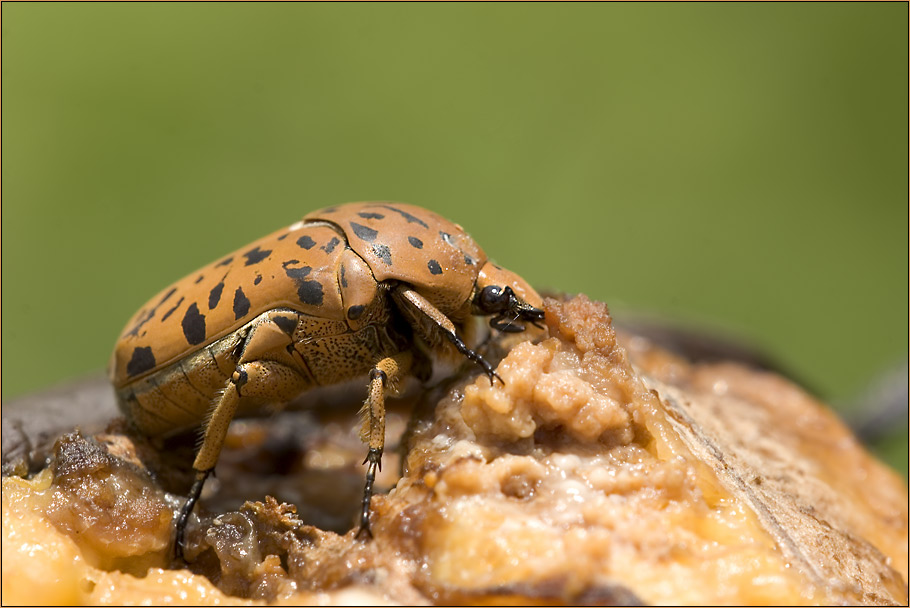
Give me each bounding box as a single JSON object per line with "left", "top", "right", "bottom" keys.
{"left": 109, "top": 201, "right": 545, "bottom": 558}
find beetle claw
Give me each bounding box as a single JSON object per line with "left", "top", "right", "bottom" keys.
{"left": 361, "top": 452, "right": 382, "bottom": 472}
{"left": 356, "top": 520, "right": 374, "bottom": 541}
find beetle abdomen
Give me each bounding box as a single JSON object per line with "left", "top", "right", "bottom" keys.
{"left": 117, "top": 324, "right": 247, "bottom": 435}
{"left": 116, "top": 306, "right": 405, "bottom": 436}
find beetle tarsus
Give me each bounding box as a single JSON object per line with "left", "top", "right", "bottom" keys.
{"left": 357, "top": 447, "right": 383, "bottom": 540}
{"left": 174, "top": 469, "right": 210, "bottom": 562}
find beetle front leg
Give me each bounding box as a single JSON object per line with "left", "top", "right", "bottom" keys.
{"left": 357, "top": 350, "right": 413, "bottom": 539}
{"left": 393, "top": 285, "right": 503, "bottom": 385}
{"left": 174, "top": 358, "right": 309, "bottom": 560}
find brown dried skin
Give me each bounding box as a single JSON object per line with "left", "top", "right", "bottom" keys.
{"left": 5, "top": 432, "right": 174, "bottom": 576}
{"left": 190, "top": 499, "right": 310, "bottom": 600}
{"left": 2, "top": 295, "right": 907, "bottom": 605}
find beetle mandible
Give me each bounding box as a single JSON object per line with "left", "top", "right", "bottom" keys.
{"left": 109, "top": 202, "right": 545, "bottom": 558}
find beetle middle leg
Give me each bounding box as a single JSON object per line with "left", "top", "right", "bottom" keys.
{"left": 357, "top": 350, "right": 413, "bottom": 539}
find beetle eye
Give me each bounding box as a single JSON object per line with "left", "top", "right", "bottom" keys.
{"left": 474, "top": 284, "right": 545, "bottom": 334}
{"left": 478, "top": 285, "right": 508, "bottom": 313}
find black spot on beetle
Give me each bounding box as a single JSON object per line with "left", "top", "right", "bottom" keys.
{"left": 297, "top": 235, "right": 316, "bottom": 250}
{"left": 347, "top": 304, "right": 365, "bottom": 320}
{"left": 126, "top": 346, "right": 156, "bottom": 378}
{"left": 277, "top": 232, "right": 288, "bottom": 241}
{"left": 297, "top": 280, "right": 324, "bottom": 306}
{"left": 194, "top": 274, "right": 205, "bottom": 284}
{"left": 322, "top": 236, "right": 340, "bottom": 253}
{"left": 160, "top": 296, "right": 185, "bottom": 322}
{"left": 181, "top": 303, "right": 206, "bottom": 345}
{"left": 216, "top": 257, "right": 233, "bottom": 267}
{"left": 340, "top": 264, "right": 347, "bottom": 288}
{"left": 254, "top": 274, "right": 263, "bottom": 285}
{"left": 159, "top": 287, "right": 177, "bottom": 305}
{"left": 243, "top": 246, "right": 272, "bottom": 266}
{"left": 357, "top": 211, "right": 385, "bottom": 220}
{"left": 372, "top": 244, "right": 392, "bottom": 265}
{"left": 273, "top": 314, "right": 297, "bottom": 334}
{"left": 464, "top": 254, "right": 476, "bottom": 266}
{"left": 283, "top": 260, "right": 324, "bottom": 307}
{"left": 282, "top": 260, "right": 308, "bottom": 276}
{"left": 408, "top": 236, "right": 423, "bottom": 249}
{"left": 439, "top": 231, "right": 455, "bottom": 247}
{"left": 125, "top": 309, "right": 154, "bottom": 338}
{"left": 233, "top": 287, "right": 251, "bottom": 320}
{"left": 350, "top": 222, "right": 378, "bottom": 242}
{"left": 208, "top": 282, "right": 224, "bottom": 310}
{"left": 126, "top": 287, "right": 178, "bottom": 337}
{"left": 427, "top": 259, "right": 443, "bottom": 275}
{"left": 380, "top": 205, "right": 429, "bottom": 228}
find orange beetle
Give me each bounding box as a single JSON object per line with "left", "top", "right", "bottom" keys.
{"left": 110, "top": 202, "right": 544, "bottom": 558}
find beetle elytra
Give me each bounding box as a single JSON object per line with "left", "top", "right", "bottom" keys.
{"left": 109, "top": 202, "right": 545, "bottom": 558}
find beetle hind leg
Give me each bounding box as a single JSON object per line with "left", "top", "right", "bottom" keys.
{"left": 357, "top": 351, "right": 413, "bottom": 539}
{"left": 175, "top": 357, "right": 310, "bottom": 560}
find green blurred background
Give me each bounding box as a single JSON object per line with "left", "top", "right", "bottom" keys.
{"left": 3, "top": 4, "right": 907, "bottom": 474}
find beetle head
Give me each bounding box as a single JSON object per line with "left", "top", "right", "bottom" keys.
{"left": 473, "top": 263, "right": 545, "bottom": 333}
